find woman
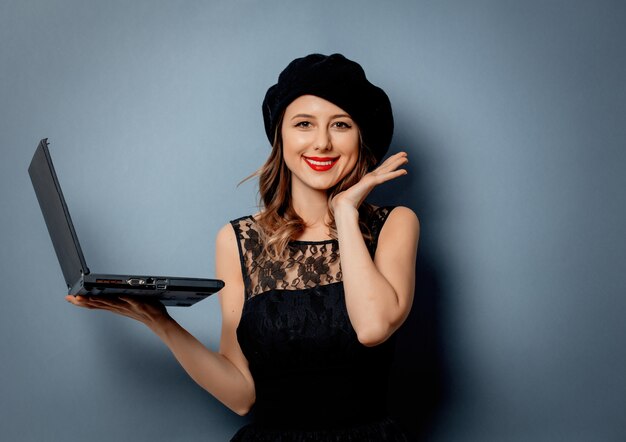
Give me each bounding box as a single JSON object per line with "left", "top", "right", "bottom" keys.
{"left": 67, "top": 53, "right": 420, "bottom": 441}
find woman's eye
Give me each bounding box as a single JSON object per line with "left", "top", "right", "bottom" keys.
{"left": 333, "top": 121, "right": 352, "bottom": 129}
{"left": 295, "top": 121, "right": 311, "bottom": 128}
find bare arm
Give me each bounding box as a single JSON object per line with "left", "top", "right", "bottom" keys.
{"left": 65, "top": 223, "right": 255, "bottom": 415}
{"left": 332, "top": 152, "right": 420, "bottom": 346}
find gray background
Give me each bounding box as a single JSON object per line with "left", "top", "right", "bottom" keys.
{"left": 1, "top": 0, "right": 625, "bottom": 441}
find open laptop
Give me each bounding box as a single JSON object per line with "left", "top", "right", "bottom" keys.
{"left": 28, "top": 138, "right": 224, "bottom": 306}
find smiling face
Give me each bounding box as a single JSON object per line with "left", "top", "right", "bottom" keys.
{"left": 281, "top": 95, "right": 360, "bottom": 196}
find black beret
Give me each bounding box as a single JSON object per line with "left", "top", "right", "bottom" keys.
{"left": 262, "top": 53, "right": 394, "bottom": 164}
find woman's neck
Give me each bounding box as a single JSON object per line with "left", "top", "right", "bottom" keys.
{"left": 291, "top": 184, "right": 330, "bottom": 231}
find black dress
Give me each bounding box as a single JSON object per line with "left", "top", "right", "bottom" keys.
{"left": 229, "top": 207, "right": 412, "bottom": 441}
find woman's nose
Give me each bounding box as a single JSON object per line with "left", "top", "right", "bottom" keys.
{"left": 313, "top": 128, "right": 332, "bottom": 151}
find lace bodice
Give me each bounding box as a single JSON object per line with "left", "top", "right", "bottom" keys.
{"left": 230, "top": 207, "right": 393, "bottom": 300}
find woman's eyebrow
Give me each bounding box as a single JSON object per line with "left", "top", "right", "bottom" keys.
{"left": 290, "top": 113, "right": 352, "bottom": 120}
{"left": 291, "top": 113, "right": 315, "bottom": 120}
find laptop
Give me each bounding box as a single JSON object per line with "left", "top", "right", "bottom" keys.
{"left": 28, "top": 138, "right": 224, "bottom": 306}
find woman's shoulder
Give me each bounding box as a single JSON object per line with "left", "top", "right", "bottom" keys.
{"left": 365, "top": 205, "right": 417, "bottom": 231}
{"left": 367, "top": 205, "right": 419, "bottom": 243}
{"left": 220, "top": 213, "right": 263, "bottom": 245}
{"left": 228, "top": 213, "right": 258, "bottom": 224}
{"left": 226, "top": 213, "right": 259, "bottom": 230}
{"left": 376, "top": 206, "right": 420, "bottom": 242}
{"left": 216, "top": 222, "right": 238, "bottom": 250}
{"left": 369, "top": 204, "right": 415, "bottom": 216}
{"left": 369, "top": 205, "right": 418, "bottom": 221}
{"left": 387, "top": 205, "right": 418, "bottom": 221}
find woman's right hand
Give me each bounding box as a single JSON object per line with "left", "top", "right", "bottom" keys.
{"left": 65, "top": 295, "right": 171, "bottom": 329}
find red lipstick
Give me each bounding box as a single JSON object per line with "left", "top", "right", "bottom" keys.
{"left": 303, "top": 156, "right": 339, "bottom": 172}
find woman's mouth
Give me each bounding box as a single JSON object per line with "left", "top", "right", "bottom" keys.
{"left": 303, "top": 156, "right": 340, "bottom": 172}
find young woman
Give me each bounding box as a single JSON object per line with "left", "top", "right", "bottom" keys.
{"left": 67, "top": 53, "right": 420, "bottom": 441}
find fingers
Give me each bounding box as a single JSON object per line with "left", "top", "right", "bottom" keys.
{"left": 66, "top": 294, "right": 165, "bottom": 323}
{"left": 375, "top": 152, "right": 408, "bottom": 174}
{"left": 365, "top": 152, "right": 408, "bottom": 185}
{"left": 118, "top": 296, "right": 142, "bottom": 308}
{"left": 66, "top": 295, "right": 135, "bottom": 315}
{"left": 66, "top": 295, "right": 96, "bottom": 309}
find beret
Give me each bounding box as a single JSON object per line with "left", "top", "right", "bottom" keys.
{"left": 262, "top": 53, "right": 394, "bottom": 164}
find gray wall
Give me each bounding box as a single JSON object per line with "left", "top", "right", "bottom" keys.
{"left": 1, "top": 1, "right": 625, "bottom": 441}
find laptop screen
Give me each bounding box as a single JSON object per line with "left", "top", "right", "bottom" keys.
{"left": 28, "top": 139, "right": 89, "bottom": 288}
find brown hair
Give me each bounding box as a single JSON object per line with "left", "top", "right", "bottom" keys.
{"left": 253, "top": 115, "right": 378, "bottom": 258}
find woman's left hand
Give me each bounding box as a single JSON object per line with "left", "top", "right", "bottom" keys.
{"left": 331, "top": 151, "right": 408, "bottom": 212}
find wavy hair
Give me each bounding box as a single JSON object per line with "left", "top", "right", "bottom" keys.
{"left": 252, "top": 116, "right": 378, "bottom": 258}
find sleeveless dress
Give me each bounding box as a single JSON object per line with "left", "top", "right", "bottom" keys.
{"left": 229, "top": 207, "right": 412, "bottom": 442}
